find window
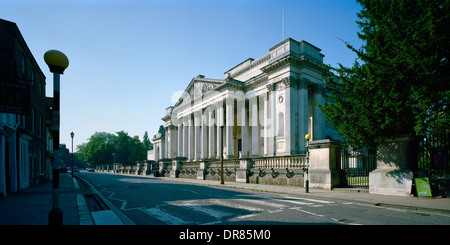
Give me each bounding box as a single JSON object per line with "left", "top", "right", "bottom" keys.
{"left": 31, "top": 70, "right": 35, "bottom": 86}
{"left": 21, "top": 54, "right": 26, "bottom": 75}
{"left": 31, "top": 107, "right": 35, "bottom": 133}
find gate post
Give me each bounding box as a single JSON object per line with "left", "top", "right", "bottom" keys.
{"left": 369, "top": 135, "right": 417, "bottom": 196}
{"left": 308, "top": 139, "right": 346, "bottom": 190}
{"left": 236, "top": 159, "right": 251, "bottom": 183}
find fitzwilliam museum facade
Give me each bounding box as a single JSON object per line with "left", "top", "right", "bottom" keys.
{"left": 149, "top": 38, "right": 342, "bottom": 187}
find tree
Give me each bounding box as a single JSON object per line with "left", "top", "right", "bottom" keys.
{"left": 143, "top": 131, "right": 153, "bottom": 150}
{"left": 323, "top": 0, "right": 450, "bottom": 148}
{"left": 76, "top": 132, "right": 115, "bottom": 166}
{"left": 76, "top": 131, "right": 148, "bottom": 166}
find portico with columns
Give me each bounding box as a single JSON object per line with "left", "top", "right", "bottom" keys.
{"left": 152, "top": 38, "right": 341, "bottom": 186}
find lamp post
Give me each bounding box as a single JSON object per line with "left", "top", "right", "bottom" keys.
{"left": 220, "top": 126, "right": 224, "bottom": 185}
{"left": 45, "top": 49, "right": 69, "bottom": 225}
{"left": 112, "top": 153, "right": 116, "bottom": 173}
{"left": 304, "top": 134, "right": 311, "bottom": 193}
{"left": 71, "top": 132, "right": 74, "bottom": 178}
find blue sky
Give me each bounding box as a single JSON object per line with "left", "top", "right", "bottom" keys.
{"left": 1, "top": 0, "right": 363, "bottom": 150}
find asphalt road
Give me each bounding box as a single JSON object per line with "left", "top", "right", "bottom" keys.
{"left": 78, "top": 172, "right": 450, "bottom": 225}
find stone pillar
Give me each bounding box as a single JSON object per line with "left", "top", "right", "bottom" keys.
{"left": 298, "top": 78, "right": 309, "bottom": 153}
{"left": 194, "top": 111, "right": 201, "bottom": 161}
{"left": 282, "top": 76, "right": 298, "bottom": 154}
{"left": 268, "top": 87, "right": 276, "bottom": 156}
{"left": 240, "top": 99, "right": 249, "bottom": 158}
{"left": 170, "top": 159, "right": 181, "bottom": 178}
{"left": 369, "top": 135, "right": 417, "bottom": 197}
{"left": 177, "top": 123, "right": 183, "bottom": 157}
{"left": 263, "top": 92, "right": 270, "bottom": 156}
{"left": 226, "top": 97, "right": 234, "bottom": 159}
{"left": 308, "top": 139, "right": 345, "bottom": 190}
{"left": 208, "top": 107, "right": 216, "bottom": 159}
{"left": 183, "top": 119, "right": 188, "bottom": 158}
{"left": 188, "top": 115, "right": 194, "bottom": 161}
{"left": 236, "top": 159, "right": 251, "bottom": 183}
{"left": 166, "top": 127, "right": 172, "bottom": 159}
{"left": 197, "top": 161, "right": 207, "bottom": 180}
{"left": 312, "top": 83, "right": 325, "bottom": 140}
{"left": 201, "top": 111, "right": 208, "bottom": 159}
{"left": 217, "top": 101, "right": 224, "bottom": 159}
{"left": 250, "top": 95, "right": 260, "bottom": 157}
{"left": 172, "top": 126, "right": 178, "bottom": 158}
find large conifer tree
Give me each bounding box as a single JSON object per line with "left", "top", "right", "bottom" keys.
{"left": 323, "top": 0, "right": 450, "bottom": 148}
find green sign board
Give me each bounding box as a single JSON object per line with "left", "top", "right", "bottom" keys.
{"left": 415, "top": 177, "right": 432, "bottom": 197}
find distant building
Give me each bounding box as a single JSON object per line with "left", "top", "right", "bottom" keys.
{"left": 151, "top": 38, "right": 339, "bottom": 181}
{"left": 0, "top": 19, "right": 49, "bottom": 196}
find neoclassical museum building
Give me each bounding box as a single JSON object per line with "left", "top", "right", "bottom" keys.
{"left": 150, "top": 38, "right": 340, "bottom": 185}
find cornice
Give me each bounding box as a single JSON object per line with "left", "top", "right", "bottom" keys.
{"left": 261, "top": 53, "right": 330, "bottom": 76}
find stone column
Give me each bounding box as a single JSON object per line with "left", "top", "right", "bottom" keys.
{"left": 201, "top": 110, "right": 208, "bottom": 159}
{"left": 217, "top": 101, "right": 224, "bottom": 159}
{"left": 308, "top": 139, "right": 345, "bottom": 190}
{"left": 166, "top": 127, "right": 172, "bottom": 159}
{"left": 194, "top": 111, "right": 201, "bottom": 161}
{"left": 183, "top": 118, "right": 188, "bottom": 158}
{"left": 177, "top": 123, "right": 183, "bottom": 157}
{"left": 161, "top": 137, "right": 166, "bottom": 159}
{"left": 312, "top": 83, "right": 325, "bottom": 140}
{"left": 208, "top": 107, "right": 216, "bottom": 159}
{"left": 226, "top": 97, "right": 234, "bottom": 159}
{"left": 250, "top": 95, "right": 260, "bottom": 157}
{"left": 263, "top": 92, "right": 270, "bottom": 156}
{"left": 240, "top": 99, "right": 249, "bottom": 158}
{"left": 188, "top": 114, "right": 194, "bottom": 161}
{"left": 171, "top": 126, "right": 178, "bottom": 158}
{"left": 268, "top": 87, "right": 276, "bottom": 156}
{"left": 298, "top": 78, "right": 309, "bottom": 153}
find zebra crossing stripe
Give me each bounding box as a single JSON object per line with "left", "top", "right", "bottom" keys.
{"left": 236, "top": 198, "right": 286, "bottom": 208}
{"left": 141, "top": 207, "right": 189, "bottom": 225}
{"left": 209, "top": 199, "right": 264, "bottom": 212}
{"left": 173, "top": 201, "right": 233, "bottom": 219}
{"left": 283, "top": 196, "right": 335, "bottom": 204}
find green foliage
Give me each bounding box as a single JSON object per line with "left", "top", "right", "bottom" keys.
{"left": 143, "top": 131, "right": 153, "bottom": 150}
{"left": 322, "top": 0, "right": 450, "bottom": 148}
{"left": 76, "top": 130, "right": 148, "bottom": 166}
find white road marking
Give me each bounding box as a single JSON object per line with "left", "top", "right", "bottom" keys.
{"left": 140, "top": 207, "right": 189, "bottom": 225}
{"left": 209, "top": 199, "right": 264, "bottom": 212}
{"left": 236, "top": 198, "right": 286, "bottom": 208}
{"left": 289, "top": 207, "right": 324, "bottom": 217}
{"left": 173, "top": 201, "right": 233, "bottom": 219}
{"left": 261, "top": 196, "right": 323, "bottom": 207}
{"left": 283, "top": 196, "right": 335, "bottom": 204}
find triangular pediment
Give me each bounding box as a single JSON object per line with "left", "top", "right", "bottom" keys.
{"left": 173, "top": 75, "right": 224, "bottom": 108}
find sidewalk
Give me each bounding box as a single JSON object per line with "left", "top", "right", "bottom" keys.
{"left": 0, "top": 172, "right": 81, "bottom": 225}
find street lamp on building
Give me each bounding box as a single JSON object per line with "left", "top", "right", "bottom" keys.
{"left": 44, "top": 49, "right": 69, "bottom": 225}
{"left": 304, "top": 134, "right": 311, "bottom": 193}
{"left": 71, "top": 132, "right": 74, "bottom": 178}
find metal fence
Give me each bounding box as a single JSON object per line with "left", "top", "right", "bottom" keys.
{"left": 418, "top": 131, "right": 450, "bottom": 175}
{"left": 340, "top": 146, "right": 377, "bottom": 188}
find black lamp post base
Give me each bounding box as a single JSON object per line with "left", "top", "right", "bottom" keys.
{"left": 48, "top": 208, "right": 63, "bottom": 225}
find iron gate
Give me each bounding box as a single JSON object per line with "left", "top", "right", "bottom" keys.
{"left": 341, "top": 146, "right": 376, "bottom": 188}
{"left": 418, "top": 132, "right": 449, "bottom": 175}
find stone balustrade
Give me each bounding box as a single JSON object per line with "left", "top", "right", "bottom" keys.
{"left": 93, "top": 155, "right": 309, "bottom": 187}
